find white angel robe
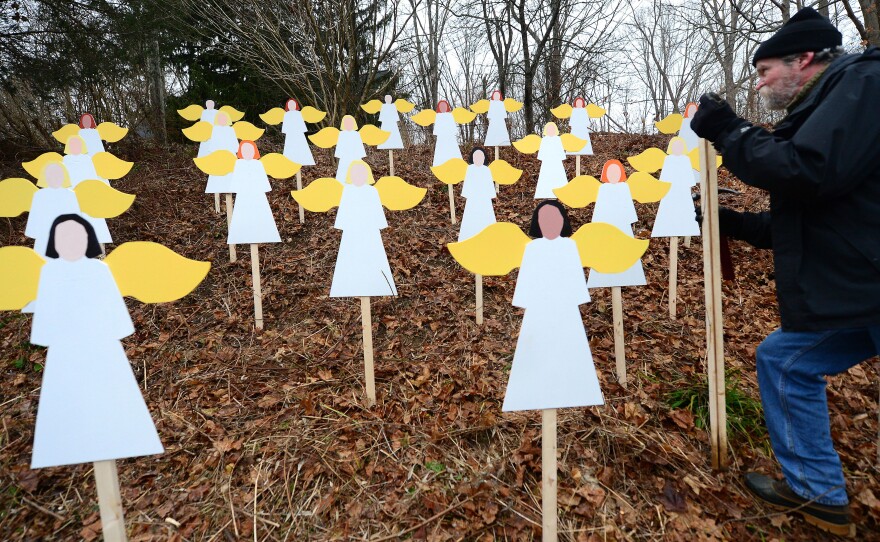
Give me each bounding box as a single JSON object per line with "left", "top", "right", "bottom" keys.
{"left": 79, "top": 128, "right": 105, "bottom": 156}
{"left": 588, "top": 183, "right": 647, "bottom": 288}
{"left": 204, "top": 125, "right": 239, "bottom": 193}
{"left": 534, "top": 135, "right": 568, "bottom": 199}
{"left": 329, "top": 184, "right": 397, "bottom": 297}
{"left": 652, "top": 155, "right": 700, "bottom": 237}
{"left": 25, "top": 188, "right": 82, "bottom": 256}
{"left": 484, "top": 100, "right": 511, "bottom": 147}
{"left": 432, "top": 112, "right": 462, "bottom": 166}
{"left": 378, "top": 103, "right": 404, "bottom": 150}
{"left": 502, "top": 237, "right": 604, "bottom": 411}
{"left": 458, "top": 165, "right": 496, "bottom": 241}
{"left": 282, "top": 109, "right": 316, "bottom": 166}
{"left": 29, "top": 257, "right": 163, "bottom": 468}
{"left": 227, "top": 160, "right": 281, "bottom": 245}
{"left": 196, "top": 109, "right": 219, "bottom": 158}
{"left": 679, "top": 117, "right": 699, "bottom": 152}
{"left": 567, "top": 107, "right": 594, "bottom": 155}
{"left": 335, "top": 131, "right": 367, "bottom": 182}
{"left": 63, "top": 154, "right": 103, "bottom": 187}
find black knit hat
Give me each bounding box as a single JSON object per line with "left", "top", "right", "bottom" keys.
{"left": 752, "top": 8, "right": 842, "bottom": 66}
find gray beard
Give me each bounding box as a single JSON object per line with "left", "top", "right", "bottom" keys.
{"left": 759, "top": 72, "right": 802, "bottom": 110}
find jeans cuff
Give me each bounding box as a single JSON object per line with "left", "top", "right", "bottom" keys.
{"left": 788, "top": 481, "right": 849, "bottom": 507}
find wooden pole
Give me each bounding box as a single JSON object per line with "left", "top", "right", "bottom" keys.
{"left": 684, "top": 236, "right": 691, "bottom": 248}
{"left": 542, "top": 409, "right": 558, "bottom": 542}
{"left": 250, "top": 244, "right": 263, "bottom": 329}
{"left": 389, "top": 149, "right": 395, "bottom": 177}
{"left": 448, "top": 184, "right": 457, "bottom": 224}
{"left": 576, "top": 154, "right": 581, "bottom": 177}
{"left": 94, "top": 460, "right": 127, "bottom": 542}
{"left": 360, "top": 296, "right": 376, "bottom": 406}
{"left": 296, "top": 171, "right": 304, "bottom": 224}
{"left": 494, "top": 146, "right": 500, "bottom": 192}
{"left": 612, "top": 286, "right": 626, "bottom": 388}
{"left": 475, "top": 274, "right": 483, "bottom": 325}
{"left": 669, "top": 236, "right": 678, "bottom": 319}
{"left": 214, "top": 193, "right": 221, "bottom": 214}
{"left": 699, "top": 139, "right": 728, "bottom": 470}
{"left": 225, "top": 194, "right": 237, "bottom": 262}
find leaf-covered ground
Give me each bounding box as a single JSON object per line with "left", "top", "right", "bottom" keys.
{"left": 1, "top": 134, "right": 878, "bottom": 541}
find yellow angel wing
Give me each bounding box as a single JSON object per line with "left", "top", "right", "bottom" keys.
{"left": 688, "top": 147, "right": 723, "bottom": 171}
{"left": 627, "top": 147, "right": 668, "bottom": 173}
{"left": 470, "top": 99, "right": 490, "bottom": 114}
{"left": 561, "top": 133, "right": 587, "bottom": 153}
{"left": 301, "top": 106, "right": 327, "bottom": 123}
{"left": 361, "top": 100, "right": 383, "bottom": 115}
{"left": 550, "top": 103, "right": 573, "bottom": 119}
{"left": 52, "top": 124, "right": 80, "bottom": 144}
{"left": 219, "top": 105, "right": 245, "bottom": 122}
{"left": 587, "top": 103, "right": 607, "bottom": 118}
{"left": 177, "top": 104, "right": 204, "bottom": 121}
{"left": 411, "top": 109, "right": 437, "bottom": 126}
{"left": 260, "top": 153, "right": 301, "bottom": 179}
{"left": 92, "top": 152, "right": 133, "bottom": 180}
{"left": 291, "top": 177, "right": 343, "bottom": 212}
{"left": 73, "top": 180, "right": 135, "bottom": 218}
{"left": 572, "top": 222, "right": 649, "bottom": 273}
{"left": 512, "top": 134, "right": 542, "bottom": 154}
{"left": 628, "top": 171, "right": 672, "bottom": 203}
{"left": 0, "top": 178, "right": 38, "bottom": 216}
{"left": 193, "top": 150, "right": 237, "bottom": 176}
{"left": 655, "top": 113, "right": 684, "bottom": 134}
{"left": 359, "top": 124, "right": 391, "bottom": 146}
{"left": 554, "top": 175, "right": 601, "bottom": 208}
{"left": 447, "top": 222, "right": 530, "bottom": 276}
{"left": 430, "top": 158, "right": 468, "bottom": 185}
{"left": 105, "top": 242, "right": 210, "bottom": 303}
{"left": 0, "top": 246, "right": 45, "bottom": 310}
{"left": 489, "top": 159, "right": 523, "bottom": 185}
{"left": 181, "top": 121, "right": 213, "bottom": 142}
{"left": 23, "top": 152, "right": 63, "bottom": 180}
{"left": 452, "top": 107, "right": 476, "bottom": 124}
{"left": 233, "top": 121, "right": 264, "bottom": 141}
{"left": 395, "top": 99, "right": 415, "bottom": 113}
{"left": 504, "top": 98, "right": 523, "bottom": 113}
{"left": 308, "top": 126, "right": 340, "bottom": 148}
{"left": 260, "top": 107, "right": 286, "bottom": 125}
{"left": 375, "top": 176, "right": 426, "bottom": 210}
{"left": 96, "top": 122, "right": 128, "bottom": 142}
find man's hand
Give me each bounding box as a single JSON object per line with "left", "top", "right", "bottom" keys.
{"left": 690, "top": 92, "right": 740, "bottom": 142}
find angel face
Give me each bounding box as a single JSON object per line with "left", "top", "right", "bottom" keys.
{"left": 574, "top": 97, "right": 586, "bottom": 109}
{"left": 45, "top": 163, "right": 65, "bottom": 188}
{"left": 668, "top": 137, "right": 686, "bottom": 156}
{"left": 350, "top": 163, "right": 369, "bottom": 186}
{"left": 79, "top": 113, "right": 96, "bottom": 129}
{"left": 55, "top": 220, "right": 89, "bottom": 262}
{"left": 684, "top": 102, "right": 698, "bottom": 118}
{"left": 472, "top": 149, "right": 486, "bottom": 167}
{"left": 538, "top": 205, "right": 564, "bottom": 240}
{"left": 341, "top": 115, "right": 356, "bottom": 131}
{"left": 286, "top": 98, "right": 300, "bottom": 111}
{"left": 237, "top": 140, "right": 259, "bottom": 160}
{"left": 437, "top": 100, "right": 451, "bottom": 113}
{"left": 384, "top": 95, "right": 392, "bottom": 104}
{"left": 215, "top": 112, "right": 230, "bottom": 127}
{"left": 205, "top": 100, "right": 215, "bottom": 110}
{"left": 543, "top": 122, "right": 559, "bottom": 137}
{"left": 602, "top": 160, "right": 626, "bottom": 184}
{"left": 66, "top": 136, "right": 85, "bottom": 155}
{"left": 491, "top": 90, "right": 502, "bottom": 101}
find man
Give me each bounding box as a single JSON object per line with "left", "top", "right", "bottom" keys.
{"left": 690, "top": 7, "right": 880, "bottom": 537}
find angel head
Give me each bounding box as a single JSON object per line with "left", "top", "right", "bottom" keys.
{"left": 684, "top": 102, "right": 698, "bottom": 118}
{"left": 205, "top": 100, "right": 215, "bottom": 110}
{"left": 573, "top": 97, "right": 586, "bottom": 109}
{"left": 436, "top": 100, "right": 451, "bottom": 113}
{"left": 601, "top": 160, "right": 627, "bottom": 184}
{"left": 385, "top": 95, "right": 393, "bottom": 104}
{"left": 64, "top": 134, "right": 87, "bottom": 155}
{"left": 346, "top": 160, "right": 376, "bottom": 186}
{"left": 79, "top": 113, "right": 97, "bottom": 129}
{"left": 667, "top": 137, "right": 687, "bottom": 156}
{"left": 341, "top": 115, "right": 358, "bottom": 131}
{"left": 529, "top": 200, "right": 572, "bottom": 240}
{"left": 46, "top": 214, "right": 103, "bottom": 261}
{"left": 285, "top": 98, "right": 300, "bottom": 111}
{"left": 237, "top": 140, "right": 260, "bottom": 160}
{"left": 490, "top": 90, "right": 503, "bottom": 101}
{"left": 469, "top": 146, "right": 488, "bottom": 166}
{"left": 543, "top": 122, "right": 560, "bottom": 137}
{"left": 44, "top": 162, "right": 71, "bottom": 189}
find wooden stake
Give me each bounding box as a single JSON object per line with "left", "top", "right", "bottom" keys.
{"left": 669, "top": 236, "right": 678, "bottom": 319}
{"left": 542, "top": 409, "right": 558, "bottom": 542}
{"left": 225, "top": 194, "right": 237, "bottom": 262}
{"left": 94, "top": 460, "right": 127, "bottom": 542}
{"left": 612, "top": 286, "right": 626, "bottom": 388}
{"left": 684, "top": 236, "right": 691, "bottom": 248}
{"left": 494, "top": 146, "right": 500, "bottom": 192}
{"left": 389, "top": 149, "right": 395, "bottom": 177}
{"left": 475, "top": 274, "right": 483, "bottom": 325}
{"left": 699, "top": 139, "right": 728, "bottom": 470}
{"left": 576, "top": 154, "right": 581, "bottom": 177}
{"left": 250, "top": 244, "right": 263, "bottom": 329}
{"left": 214, "top": 193, "right": 221, "bottom": 213}
{"left": 296, "top": 171, "right": 304, "bottom": 224}
{"left": 448, "top": 184, "right": 457, "bottom": 224}
{"left": 360, "top": 296, "right": 376, "bottom": 406}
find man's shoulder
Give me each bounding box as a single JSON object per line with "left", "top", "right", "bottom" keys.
{"left": 828, "top": 47, "right": 880, "bottom": 78}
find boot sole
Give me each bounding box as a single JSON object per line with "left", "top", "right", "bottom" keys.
{"left": 757, "top": 496, "right": 855, "bottom": 537}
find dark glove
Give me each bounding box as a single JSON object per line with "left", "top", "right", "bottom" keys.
{"left": 694, "top": 205, "right": 743, "bottom": 237}
{"left": 690, "top": 93, "right": 740, "bottom": 142}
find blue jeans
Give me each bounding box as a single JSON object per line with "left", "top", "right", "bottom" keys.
{"left": 756, "top": 326, "right": 880, "bottom": 505}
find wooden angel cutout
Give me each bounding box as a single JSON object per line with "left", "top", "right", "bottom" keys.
{"left": 309, "top": 115, "right": 390, "bottom": 182}
{"left": 447, "top": 201, "right": 647, "bottom": 539}
{"left": 655, "top": 101, "right": 699, "bottom": 152}
{"left": 0, "top": 214, "right": 209, "bottom": 542}
{"left": 411, "top": 100, "right": 477, "bottom": 166}
{"left": 178, "top": 100, "right": 246, "bottom": 158}
{"left": 513, "top": 122, "right": 586, "bottom": 199}
{"left": 551, "top": 97, "right": 606, "bottom": 175}
{"left": 52, "top": 113, "right": 128, "bottom": 156}
{"left": 362, "top": 95, "right": 415, "bottom": 176}
{"left": 470, "top": 90, "right": 523, "bottom": 153}
{"left": 291, "top": 160, "right": 425, "bottom": 405}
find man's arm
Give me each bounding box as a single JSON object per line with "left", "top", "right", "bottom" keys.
{"left": 720, "top": 208, "right": 773, "bottom": 249}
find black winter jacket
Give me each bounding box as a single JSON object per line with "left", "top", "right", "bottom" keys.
{"left": 716, "top": 47, "right": 880, "bottom": 331}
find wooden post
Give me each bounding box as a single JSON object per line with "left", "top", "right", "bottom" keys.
{"left": 684, "top": 236, "right": 691, "bottom": 248}
{"left": 669, "top": 236, "right": 678, "bottom": 319}
{"left": 475, "top": 274, "right": 483, "bottom": 325}
{"left": 448, "top": 184, "right": 457, "bottom": 224}
{"left": 250, "top": 244, "right": 263, "bottom": 329}
{"left": 360, "top": 296, "right": 377, "bottom": 406}
{"left": 612, "top": 286, "right": 626, "bottom": 388}
{"left": 225, "top": 194, "right": 237, "bottom": 262}
{"left": 296, "top": 171, "right": 304, "bottom": 224}
{"left": 576, "top": 154, "right": 581, "bottom": 177}
{"left": 542, "top": 409, "right": 558, "bottom": 542}
{"left": 699, "top": 139, "right": 728, "bottom": 470}
{"left": 494, "top": 146, "right": 500, "bottom": 192}
{"left": 214, "top": 193, "right": 221, "bottom": 214}
{"left": 389, "top": 149, "right": 395, "bottom": 177}
{"left": 94, "top": 460, "right": 127, "bottom": 542}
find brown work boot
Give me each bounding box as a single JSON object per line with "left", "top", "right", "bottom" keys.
{"left": 744, "top": 472, "right": 854, "bottom": 537}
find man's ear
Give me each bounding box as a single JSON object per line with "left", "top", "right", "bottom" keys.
{"left": 801, "top": 51, "right": 816, "bottom": 67}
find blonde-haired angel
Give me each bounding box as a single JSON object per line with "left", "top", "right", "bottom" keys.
{"left": 470, "top": 91, "right": 523, "bottom": 150}
{"left": 56, "top": 134, "right": 133, "bottom": 187}
{"left": 260, "top": 98, "right": 327, "bottom": 166}
{"left": 309, "top": 115, "right": 390, "bottom": 182}
{"left": 411, "top": 100, "right": 477, "bottom": 166}
{"left": 513, "top": 122, "right": 586, "bottom": 199}
{"left": 51, "top": 113, "right": 128, "bottom": 157}
{"left": 178, "top": 101, "right": 245, "bottom": 157}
